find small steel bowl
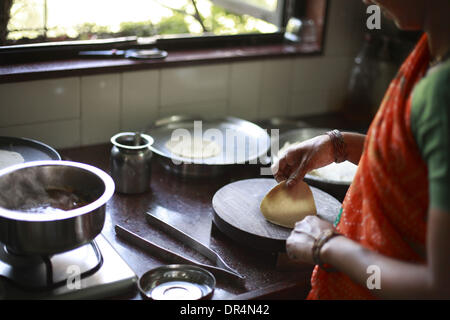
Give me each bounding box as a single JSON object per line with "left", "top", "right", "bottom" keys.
{"left": 138, "top": 264, "right": 216, "bottom": 300}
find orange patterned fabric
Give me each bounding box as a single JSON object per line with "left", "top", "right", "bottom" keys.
{"left": 307, "top": 34, "right": 431, "bottom": 299}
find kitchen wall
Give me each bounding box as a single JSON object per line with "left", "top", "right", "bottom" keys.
{"left": 0, "top": 0, "right": 366, "bottom": 149}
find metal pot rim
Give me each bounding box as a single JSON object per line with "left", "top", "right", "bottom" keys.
{"left": 111, "top": 132, "right": 154, "bottom": 150}
{"left": 0, "top": 160, "right": 115, "bottom": 222}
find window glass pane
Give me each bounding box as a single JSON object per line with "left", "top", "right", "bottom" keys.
{"left": 5, "top": 0, "right": 279, "bottom": 45}
{"left": 241, "top": 0, "right": 278, "bottom": 11}
{"left": 7, "top": 0, "right": 46, "bottom": 40}
{"left": 211, "top": 0, "right": 282, "bottom": 26}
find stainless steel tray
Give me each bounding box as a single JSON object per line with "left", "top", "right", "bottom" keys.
{"left": 256, "top": 117, "right": 311, "bottom": 133}
{"left": 146, "top": 115, "right": 270, "bottom": 177}
{"left": 0, "top": 136, "right": 61, "bottom": 163}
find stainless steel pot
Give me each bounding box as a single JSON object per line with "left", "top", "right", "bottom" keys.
{"left": 0, "top": 160, "right": 115, "bottom": 255}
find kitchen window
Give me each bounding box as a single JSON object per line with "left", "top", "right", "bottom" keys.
{"left": 3, "top": 0, "right": 289, "bottom": 46}
{"left": 0, "top": 0, "right": 327, "bottom": 81}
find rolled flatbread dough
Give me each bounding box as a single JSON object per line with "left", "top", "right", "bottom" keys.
{"left": 260, "top": 180, "right": 317, "bottom": 228}
{"left": 165, "top": 136, "right": 221, "bottom": 159}
{"left": 0, "top": 150, "right": 25, "bottom": 170}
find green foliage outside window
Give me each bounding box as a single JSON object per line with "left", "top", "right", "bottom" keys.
{"left": 2, "top": 0, "right": 277, "bottom": 45}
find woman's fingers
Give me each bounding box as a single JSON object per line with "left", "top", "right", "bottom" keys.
{"left": 271, "top": 160, "right": 280, "bottom": 176}
{"left": 273, "top": 154, "right": 294, "bottom": 180}
{"left": 274, "top": 148, "right": 302, "bottom": 183}
{"left": 274, "top": 172, "right": 286, "bottom": 183}
{"left": 285, "top": 148, "right": 300, "bottom": 166}
{"left": 286, "top": 160, "right": 308, "bottom": 187}
{"left": 272, "top": 143, "right": 317, "bottom": 186}
{"left": 271, "top": 159, "right": 287, "bottom": 182}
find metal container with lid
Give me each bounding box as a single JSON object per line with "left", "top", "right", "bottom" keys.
{"left": 110, "top": 132, "right": 154, "bottom": 194}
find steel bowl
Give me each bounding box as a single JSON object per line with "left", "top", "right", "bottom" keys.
{"left": 0, "top": 160, "right": 115, "bottom": 255}
{"left": 138, "top": 264, "right": 216, "bottom": 300}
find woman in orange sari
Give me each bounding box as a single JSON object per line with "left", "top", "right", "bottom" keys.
{"left": 272, "top": 0, "right": 450, "bottom": 299}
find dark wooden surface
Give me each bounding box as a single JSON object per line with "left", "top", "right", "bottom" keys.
{"left": 0, "top": 43, "right": 320, "bottom": 84}
{"left": 212, "top": 178, "right": 341, "bottom": 253}
{"left": 59, "top": 144, "right": 322, "bottom": 300}
{"left": 57, "top": 112, "right": 361, "bottom": 300}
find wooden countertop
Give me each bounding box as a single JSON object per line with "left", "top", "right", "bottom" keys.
{"left": 59, "top": 143, "right": 316, "bottom": 300}
{"left": 58, "top": 113, "right": 361, "bottom": 300}
{"left": 0, "top": 43, "right": 320, "bottom": 84}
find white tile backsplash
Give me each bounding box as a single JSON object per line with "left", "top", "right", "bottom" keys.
{"left": 0, "top": 1, "right": 363, "bottom": 149}
{"left": 80, "top": 74, "right": 120, "bottom": 146}
{"left": 159, "top": 100, "right": 228, "bottom": 119}
{"left": 0, "top": 119, "right": 81, "bottom": 149}
{"left": 261, "top": 59, "right": 293, "bottom": 95}
{"left": 259, "top": 93, "right": 291, "bottom": 119}
{"left": 292, "top": 57, "right": 324, "bottom": 93}
{"left": 0, "top": 77, "right": 79, "bottom": 127}
{"left": 290, "top": 89, "right": 330, "bottom": 117}
{"left": 228, "top": 61, "right": 263, "bottom": 121}
{"left": 257, "top": 59, "right": 293, "bottom": 119}
{"left": 160, "top": 64, "right": 229, "bottom": 108}
{"left": 293, "top": 56, "right": 348, "bottom": 92}
{"left": 121, "top": 70, "right": 160, "bottom": 132}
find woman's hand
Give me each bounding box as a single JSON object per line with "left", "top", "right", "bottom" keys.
{"left": 286, "top": 215, "right": 336, "bottom": 264}
{"left": 271, "top": 135, "right": 334, "bottom": 187}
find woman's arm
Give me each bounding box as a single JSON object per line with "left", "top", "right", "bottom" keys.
{"left": 319, "top": 207, "right": 450, "bottom": 299}
{"left": 341, "top": 132, "right": 366, "bottom": 165}
{"left": 272, "top": 131, "right": 366, "bottom": 186}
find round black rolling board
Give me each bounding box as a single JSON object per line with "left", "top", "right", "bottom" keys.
{"left": 212, "top": 178, "right": 341, "bottom": 253}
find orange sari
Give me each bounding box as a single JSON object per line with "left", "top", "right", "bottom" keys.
{"left": 307, "top": 34, "right": 430, "bottom": 299}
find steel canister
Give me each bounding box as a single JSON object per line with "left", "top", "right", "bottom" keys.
{"left": 110, "top": 132, "right": 154, "bottom": 194}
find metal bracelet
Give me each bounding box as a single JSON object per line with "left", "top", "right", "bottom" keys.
{"left": 326, "top": 129, "right": 348, "bottom": 163}
{"left": 312, "top": 229, "right": 340, "bottom": 269}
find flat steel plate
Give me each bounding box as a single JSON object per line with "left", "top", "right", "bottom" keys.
{"left": 0, "top": 136, "right": 61, "bottom": 164}
{"left": 146, "top": 115, "right": 270, "bottom": 166}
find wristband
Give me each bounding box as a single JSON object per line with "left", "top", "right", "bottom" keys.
{"left": 326, "top": 129, "right": 347, "bottom": 163}
{"left": 312, "top": 229, "right": 340, "bottom": 271}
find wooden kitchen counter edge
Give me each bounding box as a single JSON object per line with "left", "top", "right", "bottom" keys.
{"left": 0, "top": 42, "right": 320, "bottom": 84}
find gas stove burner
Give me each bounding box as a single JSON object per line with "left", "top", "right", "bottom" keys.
{"left": 0, "top": 235, "right": 137, "bottom": 299}
{"left": 0, "top": 240, "right": 103, "bottom": 289}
